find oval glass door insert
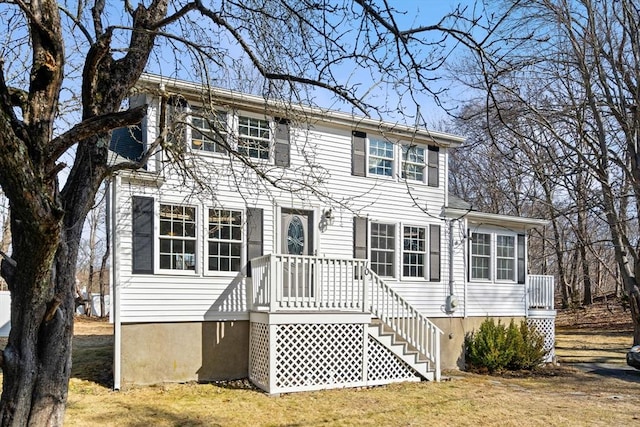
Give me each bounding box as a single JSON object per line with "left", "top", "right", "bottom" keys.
{"left": 287, "top": 216, "right": 304, "bottom": 255}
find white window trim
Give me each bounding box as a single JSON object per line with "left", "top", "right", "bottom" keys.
{"left": 401, "top": 144, "right": 427, "bottom": 184}
{"left": 203, "top": 206, "right": 245, "bottom": 276}
{"left": 470, "top": 231, "right": 492, "bottom": 281}
{"left": 156, "top": 201, "right": 199, "bottom": 276}
{"left": 366, "top": 137, "right": 396, "bottom": 179}
{"left": 468, "top": 229, "right": 520, "bottom": 283}
{"left": 188, "top": 106, "right": 229, "bottom": 156}
{"left": 370, "top": 221, "right": 397, "bottom": 278}
{"left": 236, "top": 111, "right": 274, "bottom": 162}
{"left": 495, "top": 234, "right": 517, "bottom": 283}
{"left": 400, "top": 223, "right": 429, "bottom": 281}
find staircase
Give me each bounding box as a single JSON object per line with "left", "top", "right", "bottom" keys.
{"left": 248, "top": 254, "right": 442, "bottom": 394}
{"left": 368, "top": 320, "right": 434, "bottom": 381}
{"left": 366, "top": 268, "right": 442, "bottom": 381}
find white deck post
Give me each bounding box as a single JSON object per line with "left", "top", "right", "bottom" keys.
{"left": 269, "top": 254, "right": 277, "bottom": 311}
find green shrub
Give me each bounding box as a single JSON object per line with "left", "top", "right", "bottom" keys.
{"left": 509, "top": 321, "right": 547, "bottom": 370}
{"left": 465, "top": 318, "right": 547, "bottom": 373}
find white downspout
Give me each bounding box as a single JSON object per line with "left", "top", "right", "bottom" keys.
{"left": 111, "top": 175, "right": 122, "bottom": 390}
{"left": 445, "top": 220, "right": 458, "bottom": 313}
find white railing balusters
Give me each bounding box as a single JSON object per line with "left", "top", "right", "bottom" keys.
{"left": 527, "top": 275, "right": 554, "bottom": 310}
{"left": 249, "top": 254, "right": 442, "bottom": 379}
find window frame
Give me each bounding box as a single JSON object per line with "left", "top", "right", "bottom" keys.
{"left": 190, "top": 107, "right": 229, "bottom": 155}
{"left": 470, "top": 232, "right": 492, "bottom": 281}
{"left": 401, "top": 144, "right": 426, "bottom": 182}
{"left": 237, "top": 113, "right": 273, "bottom": 161}
{"left": 157, "top": 203, "right": 198, "bottom": 274}
{"left": 370, "top": 222, "right": 396, "bottom": 278}
{"left": 496, "top": 234, "right": 516, "bottom": 282}
{"left": 401, "top": 224, "right": 427, "bottom": 279}
{"left": 367, "top": 137, "right": 395, "bottom": 178}
{"left": 469, "top": 230, "right": 521, "bottom": 283}
{"left": 205, "top": 208, "right": 244, "bottom": 274}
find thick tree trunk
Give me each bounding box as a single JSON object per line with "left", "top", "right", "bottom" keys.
{"left": 0, "top": 210, "right": 69, "bottom": 426}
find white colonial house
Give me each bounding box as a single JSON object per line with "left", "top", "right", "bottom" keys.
{"left": 107, "top": 74, "right": 555, "bottom": 394}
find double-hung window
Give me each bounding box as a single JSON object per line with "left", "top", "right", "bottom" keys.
{"left": 496, "top": 235, "right": 516, "bottom": 281}
{"left": 191, "top": 109, "right": 227, "bottom": 153}
{"left": 470, "top": 232, "right": 491, "bottom": 280}
{"left": 403, "top": 226, "right": 426, "bottom": 277}
{"left": 159, "top": 204, "right": 197, "bottom": 271}
{"left": 238, "top": 115, "right": 271, "bottom": 160}
{"left": 368, "top": 138, "right": 394, "bottom": 177}
{"left": 207, "top": 209, "right": 242, "bottom": 272}
{"left": 371, "top": 223, "right": 395, "bottom": 277}
{"left": 401, "top": 145, "right": 426, "bottom": 182}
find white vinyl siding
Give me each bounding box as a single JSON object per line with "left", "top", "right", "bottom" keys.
{"left": 116, "top": 97, "right": 529, "bottom": 324}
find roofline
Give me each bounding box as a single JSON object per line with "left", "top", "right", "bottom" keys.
{"left": 134, "top": 73, "right": 466, "bottom": 148}
{"left": 444, "top": 208, "right": 549, "bottom": 230}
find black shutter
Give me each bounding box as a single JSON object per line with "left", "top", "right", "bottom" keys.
{"left": 274, "top": 117, "right": 290, "bottom": 167}
{"left": 429, "top": 224, "right": 441, "bottom": 282}
{"left": 110, "top": 123, "right": 144, "bottom": 162}
{"left": 352, "top": 131, "right": 366, "bottom": 176}
{"left": 517, "top": 234, "right": 526, "bottom": 284}
{"left": 353, "top": 216, "right": 368, "bottom": 259}
{"left": 427, "top": 145, "right": 439, "bottom": 187}
{"left": 132, "top": 196, "right": 154, "bottom": 274}
{"left": 246, "top": 208, "right": 264, "bottom": 277}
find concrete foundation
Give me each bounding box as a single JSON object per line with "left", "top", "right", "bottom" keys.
{"left": 120, "top": 320, "right": 249, "bottom": 387}
{"left": 430, "top": 316, "right": 525, "bottom": 370}
{"left": 119, "top": 316, "right": 531, "bottom": 386}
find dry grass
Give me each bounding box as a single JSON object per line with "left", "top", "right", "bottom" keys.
{"left": 1, "top": 309, "right": 640, "bottom": 426}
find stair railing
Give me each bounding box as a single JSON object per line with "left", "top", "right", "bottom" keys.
{"left": 366, "top": 268, "right": 442, "bottom": 381}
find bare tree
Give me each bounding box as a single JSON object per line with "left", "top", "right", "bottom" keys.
{"left": 456, "top": 0, "right": 640, "bottom": 337}
{"left": 0, "top": 0, "right": 496, "bottom": 424}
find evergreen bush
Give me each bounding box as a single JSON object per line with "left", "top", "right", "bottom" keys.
{"left": 465, "top": 318, "right": 547, "bottom": 373}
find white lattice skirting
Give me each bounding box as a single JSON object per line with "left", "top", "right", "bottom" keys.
{"left": 249, "top": 316, "right": 419, "bottom": 394}
{"left": 527, "top": 316, "right": 555, "bottom": 363}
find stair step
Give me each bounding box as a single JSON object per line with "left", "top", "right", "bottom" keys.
{"left": 367, "top": 324, "right": 432, "bottom": 379}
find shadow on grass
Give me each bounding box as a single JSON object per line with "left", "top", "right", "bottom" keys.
{"left": 84, "top": 404, "right": 219, "bottom": 427}
{"left": 71, "top": 334, "right": 114, "bottom": 388}
{"left": 572, "top": 363, "right": 640, "bottom": 383}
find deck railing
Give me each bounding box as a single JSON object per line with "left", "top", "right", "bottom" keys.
{"left": 249, "top": 254, "right": 442, "bottom": 379}
{"left": 527, "top": 275, "right": 555, "bottom": 311}
{"left": 249, "top": 254, "right": 369, "bottom": 311}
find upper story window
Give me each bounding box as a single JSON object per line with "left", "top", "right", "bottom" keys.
{"left": 401, "top": 145, "right": 426, "bottom": 182}
{"left": 470, "top": 232, "right": 491, "bottom": 280}
{"left": 368, "top": 138, "right": 394, "bottom": 176}
{"left": 351, "top": 131, "right": 439, "bottom": 186}
{"left": 238, "top": 115, "right": 271, "bottom": 160}
{"left": 159, "top": 204, "right": 197, "bottom": 271}
{"left": 207, "top": 209, "right": 242, "bottom": 272}
{"left": 191, "top": 109, "right": 228, "bottom": 154}
{"left": 371, "top": 222, "right": 395, "bottom": 277}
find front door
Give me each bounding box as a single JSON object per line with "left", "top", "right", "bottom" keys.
{"left": 281, "top": 209, "right": 314, "bottom": 298}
